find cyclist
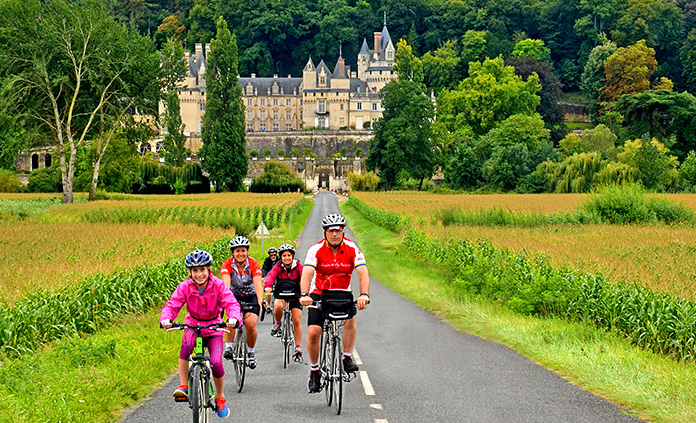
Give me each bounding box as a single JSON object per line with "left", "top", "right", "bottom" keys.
{"left": 299, "top": 213, "right": 370, "bottom": 393}
{"left": 221, "top": 236, "right": 264, "bottom": 369}
{"left": 261, "top": 247, "right": 280, "bottom": 314}
{"left": 160, "top": 249, "right": 241, "bottom": 419}
{"left": 264, "top": 243, "right": 304, "bottom": 359}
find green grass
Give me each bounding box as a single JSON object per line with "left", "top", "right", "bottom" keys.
{"left": 566, "top": 122, "right": 595, "bottom": 130}
{"left": 0, "top": 198, "right": 314, "bottom": 422}
{"left": 341, "top": 203, "right": 696, "bottom": 423}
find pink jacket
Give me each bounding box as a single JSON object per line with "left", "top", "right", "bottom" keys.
{"left": 160, "top": 274, "right": 241, "bottom": 336}
{"left": 264, "top": 259, "right": 303, "bottom": 289}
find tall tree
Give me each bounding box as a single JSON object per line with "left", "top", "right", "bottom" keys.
{"left": 581, "top": 35, "right": 618, "bottom": 120}
{"left": 161, "top": 90, "right": 188, "bottom": 166}
{"left": 0, "top": 0, "right": 161, "bottom": 203}
{"left": 199, "top": 16, "right": 247, "bottom": 191}
{"left": 601, "top": 39, "right": 657, "bottom": 103}
{"left": 421, "top": 40, "right": 460, "bottom": 93}
{"left": 367, "top": 40, "right": 434, "bottom": 190}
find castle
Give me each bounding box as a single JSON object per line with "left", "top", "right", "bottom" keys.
{"left": 157, "top": 21, "right": 397, "bottom": 155}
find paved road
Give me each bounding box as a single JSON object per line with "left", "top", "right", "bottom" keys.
{"left": 122, "top": 191, "right": 641, "bottom": 423}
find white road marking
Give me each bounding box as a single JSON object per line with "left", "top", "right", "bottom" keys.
{"left": 370, "top": 404, "right": 383, "bottom": 410}
{"left": 360, "top": 371, "right": 375, "bottom": 395}
{"left": 375, "top": 420, "right": 389, "bottom": 423}
{"left": 352, "top": 348, "right": 363, "bottom": 364}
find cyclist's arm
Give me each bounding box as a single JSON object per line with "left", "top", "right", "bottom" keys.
{"left": 253, "top": 274, "right": 264, "bottom": 306}
{"left": 356, "top": 265, "right": 370, "bottom": 310}
{"left": 221, "top": 273, "right": 231, "bottom": 290}
{"left": 299, "top": 265, "right": 315, "bottom": 305}
{"left": 264, "top": 264, "right": 279, "bottom": 291}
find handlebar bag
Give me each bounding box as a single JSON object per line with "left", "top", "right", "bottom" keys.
{"left": 321, "top": 290, "right": 356, "bottom": 320}
{"left": 274, "top": 278, "right": 300, "bottom": 299}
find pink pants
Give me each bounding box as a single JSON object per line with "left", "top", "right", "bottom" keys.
{"left": 179, "top": 329, "right": 225, "bottom": 378}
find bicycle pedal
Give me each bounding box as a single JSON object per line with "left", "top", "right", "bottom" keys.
{"left": 174, "top": 397, "right": 188, "bottom": 403}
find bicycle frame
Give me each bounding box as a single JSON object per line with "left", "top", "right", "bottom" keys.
{"left": 168, "top": 322, "right": 228, "bottom": 423}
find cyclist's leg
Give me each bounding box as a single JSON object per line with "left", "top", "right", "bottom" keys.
{"left": 290, "top": 301, "right": 303, "bottom": 349}
{"left": 306, "top": 294, "right": 324, "bottom": 364}
{"left": 273, "top": 298, "right": 284, "bottom": 324}
{"left": 244, "top": 312, "right": 259, "bottom": 348}
{"left": 174, "top": 329, "right": 196, "bottom": 396}
{"left": 342, "top": 317, "right": 357, "bottom": 354}
{"left": 206, "top": 335, "right": 226, "bottom": 398}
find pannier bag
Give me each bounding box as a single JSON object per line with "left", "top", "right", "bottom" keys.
{"left": 321, "top": 290, "right": 356, "bottom": 320}
{"left": 274, "top": 278, "right": 300, "bottom": 299}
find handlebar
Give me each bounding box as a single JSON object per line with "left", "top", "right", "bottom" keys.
{"left": 306, "top": 299, "right": 370, "bottom": 310}
{"left": 165, "top": 321, "right": 234, "bottom": 332}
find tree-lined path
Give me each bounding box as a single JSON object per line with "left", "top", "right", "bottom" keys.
{"left": 121, "top": 191, "right": 640, "bottom": 422}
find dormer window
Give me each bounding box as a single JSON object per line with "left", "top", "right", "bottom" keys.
{"left": 272, "top": 84, "right": 279, "bottom": 95}
{"left": 246, "top": 85, "right": 253, "bottom": 95}
{"left": 319, "top": 75, "right": 326, "bottom": 86}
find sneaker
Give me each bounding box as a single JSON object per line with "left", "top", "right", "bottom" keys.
{"left": 270, "top": 322, "right": 281, "bottom": 337}
{"left": 265, "top": 305, "right": 273, "bottom": 314}
{"left": 247, "top": 351, "right": 257, "bottom": 369}
{"left": 293, "top": 346, "right": 303, "bottom": 362}
{"left": 308, "top": 369, "right": 322, "bottom": 393}
{"left": 215, "top": 397, "right": 230, "bottom": 419}
{"left": 343, "top": 355, "right": 359, "bottom": 373}
{"left": 172, "top": 384, "right": 188, "bottom": 399}
{"left": 223, "top": 346, "right": 234, "bottom": 361}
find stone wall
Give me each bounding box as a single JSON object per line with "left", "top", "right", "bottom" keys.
{"left": 246, "top": 157, "right": 365, "bottom": 191}
{"left": 14, "top": 147, "right": 55, "bottom": 174}
{"left": 245, "top": 129, "right": 372, "bottom": 159}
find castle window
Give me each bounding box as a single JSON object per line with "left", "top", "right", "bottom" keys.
{"left": 260, "top": 110, "right": 266, "bottom": 120}
{"left": 260, "top": 123, "right": 266, "bottom": 131}
{"left": 247, "top": 111, "right": 252, "bottom": 120}
{"left": 318, "top": 118, "right": 327, "bottom": 128}
{"left": 286, "top": 110, "right": 291, "bottom": 120}
{"left": 246, "top": 85, "right": 253, "bottom": 95}
{"left": 317, "top": 100, "right": 326, "bottom": 114}
{"left": 273, "top": 110, "right": 278, "bottom": 120}
{"left": 272, "top": 123, "right": 279, "bottom": 131}
{"left": 200, "top": 102, "right": 205, "bottom": 111}
{"left": 286, "top": 124, "right": 292, "bottom": 130}
{"left": 273, "top": 85, "right": 279, "bottom": 95}
{"left": 340, "top": 104, "right": 344, "bottom": 111}
{"left": 286, "top": 99, "right": 291, "bottom": 106}
{"left": 273, "top": 98, "right": 278, "bottom": 106}
{"left": 356, "top": 102, "right": 363, "bottom": 111}
{"left": 247, "top": 99, "right": 252, "bottom": 106}
{"left": 371, "top": 103, "right": 378, "bottom": 111}
{"left": 319, "top": 75, "right": 326, "bottom": 86}
{"left": 260, "top": 99, "right": 266, "bottom": 106}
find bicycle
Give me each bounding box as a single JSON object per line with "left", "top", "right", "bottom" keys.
{"left": 167, "top": 322, "right": 229, "bottom": 423}
{"left": 273, "top": 279, "right": 302, "bottom": 369}
{"left": 308, "top": 291, "right": 367, "bottom": 415}
{"left": 228, "top": 300, "right": 255, "bottom": 392}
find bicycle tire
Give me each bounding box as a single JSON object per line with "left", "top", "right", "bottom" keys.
{"left": 282, "top": 310, "right": 292, "bottom": 369}
{"left": 332, "top": 337, "right": 344, "bottom": 415}
{"left": 190, "top": 365, "right": 207, "bottom": 423}
{"left": 233, "top": 328, "right": 247, "bottom": 392}
{"left": 322, "top": 328, "right": 333, "bottom": 406}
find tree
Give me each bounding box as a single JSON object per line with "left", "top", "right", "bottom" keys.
{"left": 581, "top": 35, "right": 618, "bottom": 121}
{"left": 436, "top": 56, "right": 541, "bottom": 136}
{"left": 199, "top": 17, "right": 247, "bottom": 191}
{"left": 617, "top": 137, "right": 678, "bottom": 189}
{"left": 505, "top": 55, "right": 567, "bottom": 143}
{"left": 161, "top": 90, "right": 188, "bottom": 166}
{"left": 422, "top": 40, "right": 460, "bottom": 93}
{"left": 459, "top": 30, "right": 487, "bottom": 77}
{"left": 0, "top": 0, "right": 161, "bottom": 203}
{"left": 601, "top": 39, "right": 657, "bottom": 103}
{"left": 614, "top": 89, "right": 696, "bottom": 158}
{"left": 558, "top": 124, "right": 618, "bottom": 159}
{"left": 511, "top": 39, "right": 551, "bottom": 63}
{"left": 367, "top": 40, "right": 435, "bottom": 190}
{"left": 681, "top": 28, "right": 696, "bottom": 93}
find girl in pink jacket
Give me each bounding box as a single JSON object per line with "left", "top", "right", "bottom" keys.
{"left": 160, "top": 250, "right": 241, "bottom": 419}
{"left": 263, "top": 243, "right": 304, "bottom": 359}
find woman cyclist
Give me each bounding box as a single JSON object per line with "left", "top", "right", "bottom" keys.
{"left": 220, "top": 236, "right": 264, "bottom": 369}
{"left": 160, "top": 250, "right": 241, "bottom": 419}
{"left": 261, "top": 247, "right": 280, "bottom": 314}
{"left": 263, "top": 243, "right": 304, "bottom": 359}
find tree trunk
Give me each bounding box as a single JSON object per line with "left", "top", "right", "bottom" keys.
{"left": 418, "top": 177, "right": 424, "bottom": 191}
{"left": 88, "top": 143, "right": 108, "bottom": 201}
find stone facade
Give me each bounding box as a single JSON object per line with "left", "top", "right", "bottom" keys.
{"left": 14, "top": 146, "right": 55, "bottom": 174}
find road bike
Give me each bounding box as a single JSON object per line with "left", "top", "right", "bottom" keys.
{"left": 228, "top": 300, "right": 255, "bottom": 392}
{"left": 308, "top": 291, "right": 367, "bottom": 415}
{"left": 168, "top": 322, "right": 228, "bottom": 423}
{"left": 273, "top": 279, "right": 302, "bottom": 369}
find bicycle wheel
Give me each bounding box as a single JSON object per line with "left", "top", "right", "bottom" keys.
{"left": 332, "top": 337, "right": 344, "bottom": 415}
{"left": 189, "top": 365, "right": 207, "bottom": 423}
{"left": 233, "top": 328, "right": 247, "bottom": 392}
{"left": 322, "top": 329, "right": 333, "bottom": 406}
{"left": 282, "top": 311, "right": 292, "bottom": 369}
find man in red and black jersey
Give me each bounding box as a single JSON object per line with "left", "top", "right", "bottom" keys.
{"left": 299, "top": 213, "right": 370, "bottom": 393}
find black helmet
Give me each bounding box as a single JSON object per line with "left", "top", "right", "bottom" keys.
{"left": 229, "top": 235, "right": 250, "bottom": 250}
{"left": 321, "top": 213, "right": 346, "bottom": 229}
{"left": 185, "top": 250, "right": 213, "bottom": 268}
{"left": 268, "top": 247, "right": 278, "bottom": 255}
{"left": 278, "top": 243, "right": 295, "bottom": 256}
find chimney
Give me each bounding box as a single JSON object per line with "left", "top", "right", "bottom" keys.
{"left": 338, "top": 58, "right": 345, "bottom": 78}
{"left": 251, "top": 73, "right": 256, "bottom": 78}
{"left": 288, "top": 74, "right": 292, "bottom": 78}
{"left": 351, "top": 71, "right": 357, "bottom": 78}
{"left": 184, "top": 51, "right": 191, "bottom": 74}
{"left": 374, "top": 32, "right": 382, "bottom": 55}
{"left": 195, "top": 43, "right": 203, "bottom": 57}
{"left": 273, "top": 74, "right": 278, "bottom": 78}
{"left": 205, "top": 43, "right": 211, "bottom": 58}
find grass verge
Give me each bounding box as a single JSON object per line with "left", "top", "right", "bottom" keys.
{"left": 341, "top": 203, "right": 696, "bottom": 423}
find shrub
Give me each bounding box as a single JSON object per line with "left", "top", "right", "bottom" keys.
{"left": 277, "top": 149, "right": 285, "bottom": 157}
{"left": 289, "top": 148, "right": 299, "bottom": 157}
{"left": 0, "top": 170, "right": 21, "bottom": 193}
{"left": 27, "top": 166, "right": 62, "bottom": 193}
{"left": 346, "top": 172, "right": 380, "bottom": 191}
{"left": 250, "top": 150, "right": 258, "bottom": 158}
{"left": 249, "top": 161, "right": 305, "bottom": 193}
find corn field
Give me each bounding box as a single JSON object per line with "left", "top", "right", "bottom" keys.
{"left": 348, "top": 196, "right": 696, "bottom": 362}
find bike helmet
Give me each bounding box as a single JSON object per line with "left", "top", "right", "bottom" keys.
{"left": 268, "top": 247, "right": 278, "bottom": 255}
{"left": 278, "top": 243, "right": 295, "bottom": 256}
{"left": 185, "top": 249, "right": 213, "bottom": 268}
{"left": 321, "top": 213, "right": 347, "bottom": 229}
{"left": 229, "top": 235, "right": 251, "bottom": 250}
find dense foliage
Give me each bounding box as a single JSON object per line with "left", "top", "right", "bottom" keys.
{"left": 249, "top": 161, "right": 306, "bottom": 193}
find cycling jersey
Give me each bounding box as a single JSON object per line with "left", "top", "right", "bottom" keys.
{"left": 220, "top": 256, "right": 262, "bottom": 296}
{"left": 264, "top": 259, "right": 303, "bottom": 290}
{"left": 303, "top": 238, "right": 366, "bottom": 294}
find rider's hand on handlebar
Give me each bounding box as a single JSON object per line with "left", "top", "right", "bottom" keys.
{"left": 160, "top": 319, "right": 172, "bottom": 329}
{"left": 226, "top": 318, "right": 240, "bottom": 329}
{"left": 299, "top": 295, "right": 313, "bottom": 307}
{"left": 357, "top": 295, "right": 369, "bottom": 310}
{"left": 264, "top": 287, "right": 272, "bottom": 294}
